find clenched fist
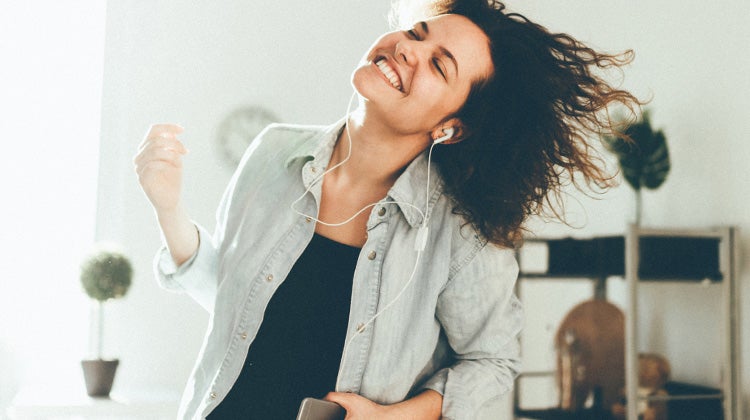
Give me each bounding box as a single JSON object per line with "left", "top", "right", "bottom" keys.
{"left": 134, "top": 124, "right": 188, "bottom": 213}
{"left": 134, "top": 123, "right": 199, "bottom": 266}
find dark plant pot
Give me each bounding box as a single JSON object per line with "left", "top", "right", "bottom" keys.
{"left": 80, "top": 359, "right": 119, "bottom": 397}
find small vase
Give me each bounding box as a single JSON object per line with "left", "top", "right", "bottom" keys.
{"left": 81, "top": 359, "right": 119, "bottom": 397}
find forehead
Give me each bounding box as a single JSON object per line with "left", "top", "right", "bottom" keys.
{"left": 424, "top": 14, "right": 494, "bottom": 81}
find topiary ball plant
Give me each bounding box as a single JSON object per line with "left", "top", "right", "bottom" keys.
{"left": 80, "top": 249, "right": 132, "bottom": 301}
{"left": 80, "top": 245, "right": 133, "bottom": 359}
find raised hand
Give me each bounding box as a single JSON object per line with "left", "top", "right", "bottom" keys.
{"left": 134, "top": 123, "right": 197, "bottom": 266}
{"left": 134, "top": 123, "right": 188, "bottom": 213}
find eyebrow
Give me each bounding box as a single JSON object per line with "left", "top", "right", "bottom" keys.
{"left": 420, "top": 21, "right": 459, "bottom": 77}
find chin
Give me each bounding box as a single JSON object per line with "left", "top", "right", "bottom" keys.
{"left": 350, "top": 68, "right": 378, "bottom": 102}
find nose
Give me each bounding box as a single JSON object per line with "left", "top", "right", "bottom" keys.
{"left": 395, "top": 39, "right": 430, "bottom": 67}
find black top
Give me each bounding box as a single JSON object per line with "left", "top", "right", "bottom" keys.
{"left": 207, "top": 233, "right": 360, "bottom": 420}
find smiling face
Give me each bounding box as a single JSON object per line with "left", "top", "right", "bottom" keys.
{"left": 352, "top": 14, "right": 493, "bottom": 139}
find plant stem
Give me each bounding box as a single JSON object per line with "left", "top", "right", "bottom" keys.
{"left": 88, "top": 301, "right": 95, "bottom": 358}
{"left": 635, "top": 189, "right": 642, "bottom": 226}
{"left": 97, "top": 300, "right": 104, "bottom": 359}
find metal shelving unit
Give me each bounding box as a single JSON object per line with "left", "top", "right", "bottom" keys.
{"left": 513, "top": 225, "right": 741, "bottom": 420}
{"left": 624, "top": 225, "right": 741, "bottom": 420}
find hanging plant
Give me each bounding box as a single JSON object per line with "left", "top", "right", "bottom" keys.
{"left": 603, "top": 109, "right": 670, "bottom": 225}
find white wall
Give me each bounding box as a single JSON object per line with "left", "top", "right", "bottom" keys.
{"left": 97, "top": 0, "right": 750, "bottom": 415}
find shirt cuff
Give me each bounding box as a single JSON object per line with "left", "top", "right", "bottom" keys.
{"left": 419, "top": 368, "right": 448, "bottom": 395}
{"left": 419, "top": 368, "right": 471, "bottom": 420}
{"left": 156, "top": 240, "right": 200, "bottom": 277}
{"left": 153, "top": 224, "right": 202, "bottom": 291}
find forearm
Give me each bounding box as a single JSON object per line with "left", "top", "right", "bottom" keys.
{"left": 156, "top": 204, "right": 199, "bottom": 266}
{"left": 324, "top": 389, "right": 442, "bottom": 419}
{"left": 391, "top": 390, "right": 442, "bottom": 420}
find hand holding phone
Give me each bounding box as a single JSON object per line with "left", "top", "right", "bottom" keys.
{"left": 296, "top": 397, "right": 346, "bottom": 420}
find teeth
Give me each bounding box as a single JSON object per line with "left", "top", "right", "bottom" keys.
{"left": 375, "top": 59, "right": 402, "bottom": 91}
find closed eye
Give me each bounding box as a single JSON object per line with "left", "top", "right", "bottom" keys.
{"left": 433, "top": 58, "right": 446, "bottom": 80}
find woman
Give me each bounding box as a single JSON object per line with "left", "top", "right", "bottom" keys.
{"left": 134, "top": 0, "right": 640, "bottom": 418}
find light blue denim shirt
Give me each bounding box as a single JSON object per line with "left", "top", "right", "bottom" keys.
{"left": 155, "top": 120, "right": 522, "bottom": 419}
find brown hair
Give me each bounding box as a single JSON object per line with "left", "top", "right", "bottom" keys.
{"left": 397, "top": 0, "right": 642, "bottom": 248}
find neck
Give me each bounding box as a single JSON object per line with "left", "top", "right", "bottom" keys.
{"left": 328, "top": 109, "right": 431, "bottom": 190}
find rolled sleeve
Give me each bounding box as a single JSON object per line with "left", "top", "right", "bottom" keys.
{"left": 422, "top": 245, "right": 523, "bottom": 420}
{"left": 153, "top": 223, "right": 219, "bottom": 312}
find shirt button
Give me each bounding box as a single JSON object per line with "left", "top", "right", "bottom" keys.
{"left": 311, "top": 166, "right": 317, "bottom": 173}
{"left": 378, "top": 207, "right": 386, "bottom": 216}
{"left": 356, "top": 323, "right": 366, "bottom": 333}
{"left": 266, "top": 274, "right": 274, "bottom": 282}
{"left": 367, "top": 251, "right": 377, "bottom": 260}
{"left": 209, "top": 392, "right": 217, "bottom": 400}
{"left": 305, "top": 216, "right": 312, "bottom": 223}
{"left": 240, "top": 332, "right": 248, "bottom": 340}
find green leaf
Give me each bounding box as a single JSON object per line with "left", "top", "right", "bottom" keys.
{"left": 602, "top": 110, "right": 670, "bottom": 191}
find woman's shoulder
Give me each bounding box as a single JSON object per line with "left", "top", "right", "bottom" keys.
{"left": 256, "top": 121, "right": 337, "bottom": 144}
{"left": 429, "top": 202, "right": 516, "bottom": 279}
{"left": 445, "top": 228, "right": 518, "bottom": 285}
{"left": 260, "top": 122, "right": 331, "bottom": 136}
{"left": 232, "top": 120, "right": 339, "bottom": 169}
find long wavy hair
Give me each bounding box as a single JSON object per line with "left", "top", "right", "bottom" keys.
{"left": 394, "top": 0, "right": 642, "bottom": 248}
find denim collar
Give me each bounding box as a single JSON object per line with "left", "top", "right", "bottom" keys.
{"left": 285, "top": 119, "right": 444, "bottom": 228}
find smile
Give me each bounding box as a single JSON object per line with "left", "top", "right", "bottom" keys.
{"left": 375, "top": 58, "right": 402, "bottom": 91}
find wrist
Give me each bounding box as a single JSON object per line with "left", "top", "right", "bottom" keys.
{"left": 154, "top": 203, "right": 199, "bottom": 266}
{"left": 389, "top": 390, "right": 442, "bottom": 420}
{"left": 154, "top": 203, "right": 187, "bottom": 222}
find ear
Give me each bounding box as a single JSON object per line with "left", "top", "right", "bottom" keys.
{"left": 430, "top": 118, "right": 466, "bottom": 145}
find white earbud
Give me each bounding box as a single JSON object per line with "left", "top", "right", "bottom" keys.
{"left": 433, "top": 127, "right": 455, "bottom": 144}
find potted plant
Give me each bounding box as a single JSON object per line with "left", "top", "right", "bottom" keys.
{"left": 79, "top": 244, "right": 133, "bottom": 397}
{"left": 603, "top": 109, "right": 670, "bottom": 225}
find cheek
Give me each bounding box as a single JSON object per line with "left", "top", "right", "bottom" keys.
{"left": 435, "top": 84, "right": 472, "bottom": 118}
{"left": 363, "top": 33, "right": 399, "bottom": 60}
{"left": 350, "top": 64, "right": 377, "bottom": 98}
{"left": 412, "top": 84, "right": 467, "bottom": 118}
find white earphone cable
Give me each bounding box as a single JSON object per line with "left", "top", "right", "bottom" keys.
{"left": 288, "top": 90, "right": 442, "bottom": 392}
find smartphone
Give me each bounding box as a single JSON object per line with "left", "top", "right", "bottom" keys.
{"left": 296, "top": 397, "right": 346, "bottom": 420}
